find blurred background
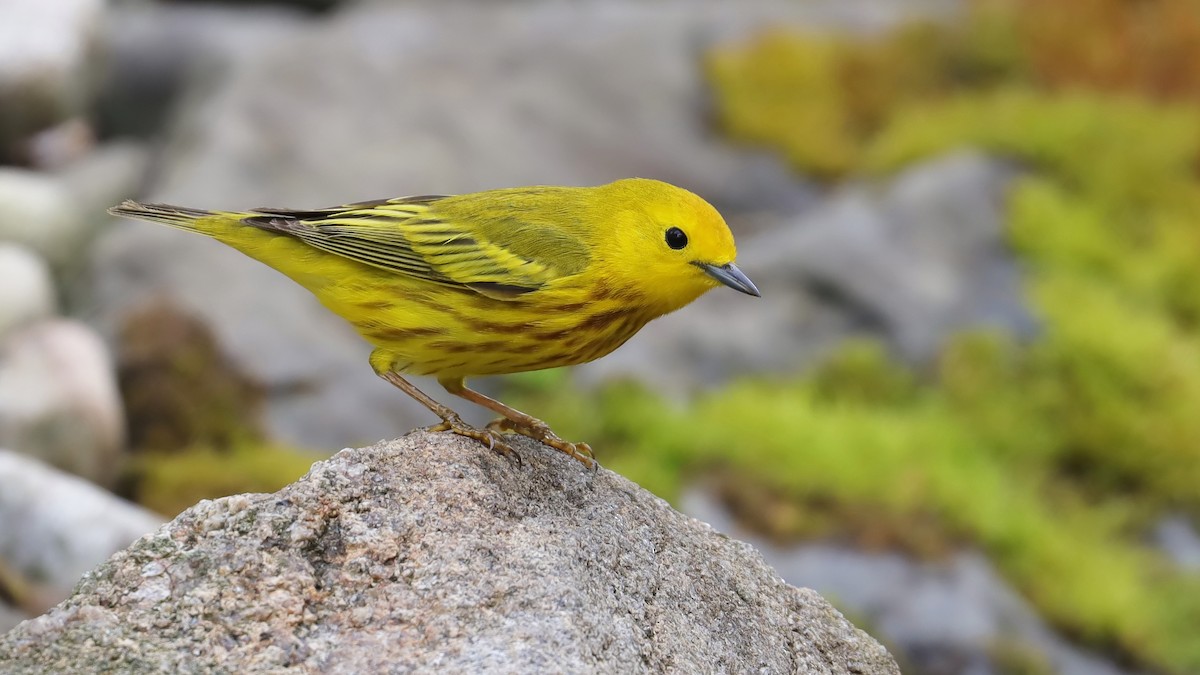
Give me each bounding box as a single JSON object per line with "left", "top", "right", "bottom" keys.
{"left": 2, "top": 0, "right": 1199, "bottom": 672}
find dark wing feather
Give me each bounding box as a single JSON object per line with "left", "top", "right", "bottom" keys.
{"left": 241, "top": 194, "right": 589, "bottom": 298}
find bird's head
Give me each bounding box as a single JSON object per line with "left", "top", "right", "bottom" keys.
{"left": 598, "top": 178, "right": 759, "bottom": 316}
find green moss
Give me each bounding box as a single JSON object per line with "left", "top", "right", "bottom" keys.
{"left": 705, "top": 9, "right": 1026, "bottom": 179}
{"left": 844, "top": 88, "right": 1200, "bottom": 517}
{"left": 808, "top": 340, "right": 918, "bottom": 406}
{"left": 1026, "top": 277, "right": 1200, "bottom": 504}
{"left": 131, "top": 442, "right": 325, "bottom": 517}
{"left": 987, "top": 638, "right": 1056, "bottom": 675}
{"left": 865, "top": 89, "right": 1200, "bottom": 210}
{"left": 706, "top": 33, "right": 862, "bottom": 178}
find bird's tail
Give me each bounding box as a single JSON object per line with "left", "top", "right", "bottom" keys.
{"left": 108, "top": 200, "right": 225, "bottom": 235}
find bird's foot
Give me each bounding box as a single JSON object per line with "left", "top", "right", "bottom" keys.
{"left": 424, "top": 414, "right": 521, "bottom": 465}
{"left": 486, "top": 417, "right": 596, "bottom": 470}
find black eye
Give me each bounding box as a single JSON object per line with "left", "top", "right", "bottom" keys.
{"left": 665, "top": 227, "right": 688, "bottom": 250}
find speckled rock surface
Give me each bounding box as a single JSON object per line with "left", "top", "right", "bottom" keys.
{"left": 0, "top": 432, "right": 897, "bottom": 674}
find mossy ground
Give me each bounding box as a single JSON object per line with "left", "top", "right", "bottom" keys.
{"left": 129, "top": 442, "right": 325, "bottom": 517}
{"left": 513, "top": 2, "right": 1200, "bottom": 672}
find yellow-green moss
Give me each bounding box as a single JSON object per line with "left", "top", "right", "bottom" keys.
{"left": 808, "top": 341, "right": 917, "bottom": 406}
{"left": 705, "top": 8, "right": 1025, "bottom": 179}
{"left": 864, "top": 89, "right": 1200, "bottom": 209}
{"left": 131, "top": 442, "right": 326, "bottom": 517}
{"left": 986, "top": 637, "right": 1057, "bottom": 675}
{"left": 706, "top": 32, "right": 863, "bottom": 178}
{"left": 707, "top": 0, "right": 1200, "bottom": 181}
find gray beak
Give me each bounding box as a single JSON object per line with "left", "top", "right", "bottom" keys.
{"left": 699, "top": 262, "right": 760, "bottom": 297}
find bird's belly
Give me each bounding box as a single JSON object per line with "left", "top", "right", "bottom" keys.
{"left": 331, "top": 284, "right": 650, "bottom": 378}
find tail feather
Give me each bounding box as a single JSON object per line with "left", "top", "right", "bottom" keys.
{"left": 107, "top": 200, "right": 217, "bottom": 233}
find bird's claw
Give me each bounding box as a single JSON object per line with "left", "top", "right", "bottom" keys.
{"left": 424, "top": 416, "right": 521, "bottom": 465}
{"left": 487, "top": 417, "right": 597, "bottom": 470}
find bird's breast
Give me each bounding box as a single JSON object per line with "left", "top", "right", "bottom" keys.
{"left": 350, "top": 284, "right": 654, "bottom": 378}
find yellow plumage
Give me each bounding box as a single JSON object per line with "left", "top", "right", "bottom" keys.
{"left": 109, "top": 178, "right": 758, "bottom": 467}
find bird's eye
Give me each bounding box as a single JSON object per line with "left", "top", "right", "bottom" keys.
{"left": 665, "top": 227, "right": 688, "bottom": 250}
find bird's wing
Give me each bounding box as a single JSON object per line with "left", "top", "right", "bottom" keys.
{"left": 242, "top": 195, "right": 590, "bottom": 299}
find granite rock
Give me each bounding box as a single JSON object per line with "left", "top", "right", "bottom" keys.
{"left": 0, "top": 433, "right": 897, "bottom": 674}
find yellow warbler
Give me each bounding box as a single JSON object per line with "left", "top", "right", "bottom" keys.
{"left": 109, "top": 178, "right": 759, "bottom": 467}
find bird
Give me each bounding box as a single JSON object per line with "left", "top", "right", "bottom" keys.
{"left": 108, "top": 178, "right": 759, "bottom": 468}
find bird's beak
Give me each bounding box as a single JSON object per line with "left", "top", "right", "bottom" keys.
{"left": 698, "top": 262, "right": 760, "bottom": 297}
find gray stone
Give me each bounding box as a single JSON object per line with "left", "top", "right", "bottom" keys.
{"left": 817, "top": 151, "right": 1034, "bottom": 360}
{"left": 0, "top": 0, "right": 105, "bottom": 160}
{"left": 683, "top": 489, "right": 1133, "bottom": 675}
{"left": 0, "top": 245, "right": 55, "bottom": 341}
{"left": 0, "top": 433, "right": 897, "bottom": 674}
{"left": 0, "top": 320, "right": 125, "bottom": 487}
{"left": 0, "top": 168, "right": 89, "bottom": 268}
{"left": 24, "top": 117, "right": 95, "bottom": 171}
{"left": 0, "top": 146, "right": 146, "bottom": 279}
{"left": 0, "top": 450, "right": 162, "bottom": 600}
{"left": 0, "top": 605, "right": 24, "bottom": 636}
{"left": 94, "top": 3, "right": 307, "bottom": 139}
{"left": 55, "top": 141, "right": 151, "bottom": 229}
{"left": 579, "top": 151, "right": 1036, "bottom": 392}
{"left": 1153, "top": 515, "right": 1200, "bottom": 571}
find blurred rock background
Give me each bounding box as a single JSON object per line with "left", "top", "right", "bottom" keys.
{"left": 2, "top": 0, "right": 1198, "bottom": 673}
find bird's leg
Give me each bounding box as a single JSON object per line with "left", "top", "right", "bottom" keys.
{"left": 439, "top": 376, "right": 596, "bottom": 469}
{"left": 371, "top": 357, "right": 519, "bottom": 464}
